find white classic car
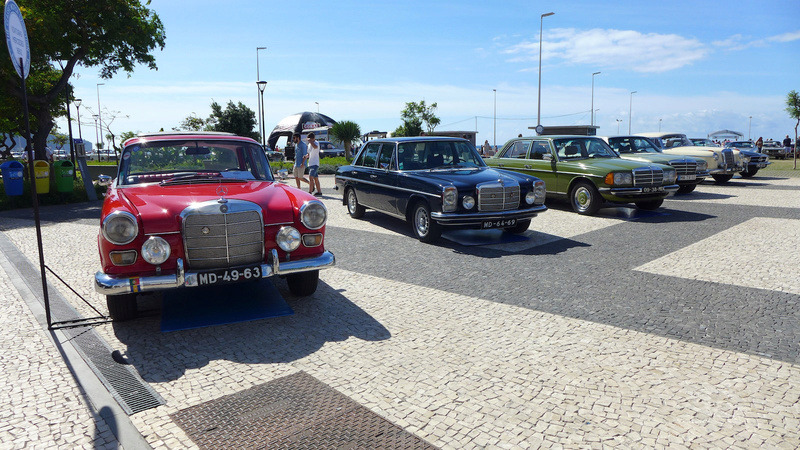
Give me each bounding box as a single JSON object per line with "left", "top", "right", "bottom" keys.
{"left": 639, "top": 132, "right": 743, "bottom": 183}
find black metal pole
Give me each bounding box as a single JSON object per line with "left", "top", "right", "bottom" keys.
{"left": 65, "top": 85, "right": 77, "bottom": 179}
{"left": 19, "top": 57, "right": 51, "bottom": 327}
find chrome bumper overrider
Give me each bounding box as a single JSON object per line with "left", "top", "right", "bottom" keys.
{"left": 95, "top": 250, "right": 335, "bottom": 296}
{"left": 431, "top": 205, "right": 547, "bottom": 225}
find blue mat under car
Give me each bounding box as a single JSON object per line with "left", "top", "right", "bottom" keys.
{"left": 441, "top": 229, "right": 530, "bottom": 246}
{"left": 160, "top": 280, "right": 293, "bottom": 332}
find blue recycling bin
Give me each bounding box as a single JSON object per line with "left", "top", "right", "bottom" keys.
{"left": 0, "top": 160, "right": 25, "bottom": 196}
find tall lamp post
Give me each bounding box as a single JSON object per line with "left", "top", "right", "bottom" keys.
{"left": 315, "top": 102, "right": 319, "bottom": 113}
{"left": 256, "top": 47, "right": 266, "bottom": 146}
{"left": 748, "top": 116, "right": 752, "bottom": 140}
{"left": 591, "top": 71, "right": 600, "bottom": 126}
{"left": 96, "top": 83, "right": 104, "bottom": 149}
{"left": 659, "top": 118, "right": 662, "bottom": 132}
{"left": 628, "top": 91, "right": 637, "bottom": 134}
{"left": 74, "top": 99, "right": 83, "bottom": 140}
{"left": 257, "top": 81, "right": 267, "bottom": 146}
{"left": 93, "top": 114, "right": 100, "bottom": 155}
{"left": 493, "top": 88, "right": 497, "bottom": 149}
{"left": 616, "top": 119, "right": 622, "bottom": 134}
{"left": 537, "top": 11, "right": 555, "bottom": 130}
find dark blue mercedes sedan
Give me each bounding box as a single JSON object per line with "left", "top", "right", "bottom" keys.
{"left": 334, "top": 137, "right": 547, "bottom": 243}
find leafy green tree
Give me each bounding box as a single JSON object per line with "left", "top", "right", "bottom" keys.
{"left": 393, "top": 100, "right": 440, "bottom": 137}
{"left": 174, "top": 113, "right": 209, "bottom": 132}
{"left": 119, "top": 131, "right": 137, "bottom": 144}
{"left": 786, "top": 90, "right": 799, "bottom": 168}
{"left": 207, "top": 101, "right": 259, "bottom": 140}
{"left": 0, "top": 0, "right": 165, "bottom": 160}
{"left": 329, "top": 120, "right": 362, "bottom": 160}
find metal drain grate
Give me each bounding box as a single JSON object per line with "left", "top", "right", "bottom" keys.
{"left": 0, "top": 233, "right": 164, "bottom": 415}
{"left": 171, "top": 371, "right": 438, "bottom": 449}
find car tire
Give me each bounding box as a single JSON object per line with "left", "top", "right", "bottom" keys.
{"left": 570, "top": 181, "right": 602, "bottom": 215}
{"left": 106, "top": 294, "right": 137, "bottom": 321}
{"left": 287, "top": 270, "right": 319, "bottom": 296}
{"left": 712, "top": 174, "right": 733, "bottom": 183}
{"left": 346, "top": 188, "right": 366, "bottom": 219}
{"left": 740, "top": 168, "right": 757, "bottom": 178}
{"left": 676, "top": 184, "right": 696, "bottom": 194}
{"left": 635, "top": 199, "right": 664, "bottom": 210}
{"left": 410, "top": 201, "right": 442, "bottom": 243}
{"left": 504, "top": 219, "right": 531, "bottom": 234}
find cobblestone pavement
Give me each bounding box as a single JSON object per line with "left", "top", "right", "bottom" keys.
{"left": 0, "top": 173, "right": 798, "bottom": 449}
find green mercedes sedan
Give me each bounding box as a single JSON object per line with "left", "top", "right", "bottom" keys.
{"left": 485, "top": 136, "right": 679, "bottom": 215}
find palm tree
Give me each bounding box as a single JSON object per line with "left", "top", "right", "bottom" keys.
{"left": 329, "top": 120, "right": 362, "bottom": 161}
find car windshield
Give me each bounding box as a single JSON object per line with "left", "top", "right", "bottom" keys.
{"left": 608, "top": 137, "right": 661, "bottom": 154}
{"left": 553, "top": 138, "right": 616, "bottom": 160}
{"left": 653, "top": 134, "right": 694, "bottom": 149}
{"left": 727, "top": 141, "right": 755, "bottom": 149}
{"left": 118, "top": 139, "right": 273, "bottom": 185}
{"left": 396, "top": 140, "right": 485, "bottom": 170}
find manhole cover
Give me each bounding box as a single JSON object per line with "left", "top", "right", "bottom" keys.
{"left": 171, "top": 371, "right": 437, "bottom": 449}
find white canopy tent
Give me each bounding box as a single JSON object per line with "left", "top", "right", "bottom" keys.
{"left": 708, "top": 129, "right": 744, "bottom": 139}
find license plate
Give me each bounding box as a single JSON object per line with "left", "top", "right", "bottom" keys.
{"left": 641, "top": 186, "right": 665, "bottom": 193}
{"left": 481, "top": 218, "right": 517, "bottom": 229}
{"left": 197, "top": 265, "right": 263, "bottom": 286}
{"left": 677, "top": 174, "right": 696, "bottom": 181}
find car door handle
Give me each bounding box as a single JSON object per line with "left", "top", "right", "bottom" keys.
{"left": 497, "top": 164, "right": 504, "bottom": 168}
{"left": 370, "top": 174, "right": 377, "bottom": 179}
{"left": 351, "top": 171, "right": 358, "bottom": 175}
{"left": 524, "top": 165, "right": 531, "bottom": 169}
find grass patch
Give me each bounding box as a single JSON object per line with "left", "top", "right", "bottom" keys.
{"left": 761, "top": 158, "right": 800, "bottom": 177}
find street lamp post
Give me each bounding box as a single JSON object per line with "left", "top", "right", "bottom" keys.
{"left": 74, "top": 99, "right": 83, "bottom": 141}
{"left": 616, "top": 119, "right": 622, "bottom": 134}
{"left": 96, "top": 83, "right": 104, "bottom": 149}
{"left": 537, "top": 11, "right": 555, "bottom": 129}
{"left": 315, "top": 102, "right": 319, "bottom": 113}
{"left": 493, "top": 89, "right": 497, "bottom": 149}
{"left": 256, "top": 47, "right": 266, "bottom": 146}
{"left": 659, "top": 118, "right": 662, "bottom": 132}
{"left": 748, "top": 116, "right": 752, "bottom": 140}
{"left": 628, "top": 91, "right": 637, "bottom": 134}
{"left": 591, "top": 71, "right": 600, "bottom": 126}
{"left": 93, "top": 115, "right": 99, "bottom": 157}
{"left": 257, "top": 81, "right": 267, "bottom": 146}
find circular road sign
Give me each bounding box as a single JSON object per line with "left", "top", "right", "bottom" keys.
{"left": 4, "top": 0, "right": 31, "bottom": 79}
{"left": 535, "top": 124, "right": 544, "bottom": 135}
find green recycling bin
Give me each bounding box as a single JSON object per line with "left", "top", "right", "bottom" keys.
{"left": 53, "top": 160, "right": 74, "bottom": 192}
{"left": 33, "top": 160, "right": 50, "bottom": 194}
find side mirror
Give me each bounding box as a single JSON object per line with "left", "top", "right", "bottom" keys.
{"left": 97, "top": 174, "right": 112, "bottom": 186}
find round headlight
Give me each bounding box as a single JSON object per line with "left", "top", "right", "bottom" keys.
{"left": 276, "top": 226, "right": 301, "bottom": 252}
{"left": 300, "top": 201, "right": 327, "bottom": 230}
{"left": 663, "top": 170, "right": 677, "bottom": 184}
{"left": 696, "top": 160, "right": 708, "bottom": 171}
{"left": 102, "top": 211, "right": 138, "bottom": 245}
{"left": 713, "top": 153, "right": 720, "bottom": 161}
{"left": 141, "top": 236, "right": 170, "bottom": 265}
{"left": 462, "top": 195, "right": 475, "bottom": 209}
{"left": 525, "top": 191, "right": 536, "bottom": 205}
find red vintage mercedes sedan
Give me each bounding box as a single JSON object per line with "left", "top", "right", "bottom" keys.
{"left": 95, "top": 132, "right": 334, "bottom": 321}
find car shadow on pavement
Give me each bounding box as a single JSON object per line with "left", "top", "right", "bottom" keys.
{"left": 110, "top": 278, "right": 391, "bottom": 383}
{"left": 0, "top": 201, "right": 103, "bottom": 230}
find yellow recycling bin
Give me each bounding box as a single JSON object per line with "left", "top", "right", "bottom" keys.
{"left": 33, "top": 160, "right": 50, "bottom": 194}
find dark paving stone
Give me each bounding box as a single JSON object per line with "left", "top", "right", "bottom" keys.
{"left": 171, "top": 371, "right": 437, "bottom": 449}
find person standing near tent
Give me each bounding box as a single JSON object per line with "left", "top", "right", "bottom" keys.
{"left": 304, "top": 132, "right": 322, "bottom": 196}
{"left": 755, "top": 137, "right": 763, "bottom": 153}
{"left": 292, "top": 133, "right": 309, "bottom": 189}
{"left": 784, "top": 135, "right": 792, "bottom": 155}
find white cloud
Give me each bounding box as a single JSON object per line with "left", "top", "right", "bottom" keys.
{"left": 714, "top": 30, "right": 800, "bottom": 50}
{"left": 504, "top": 28, "right": 708, "bottom": 73}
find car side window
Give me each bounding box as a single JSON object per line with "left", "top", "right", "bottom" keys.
{"left": 357, "top": 143, "right": 380, "bottom": 167}
{"left": 377, "top": 143, "right": 395, "bottom": 169}
{"left": 397, "top": 143, "right": 424, "bottom": 170}
{"left": 504, "top": 140, "right": 532, "bottom": 158}
{"left": 530, "top": 141, "right": 550, "bottom": 160}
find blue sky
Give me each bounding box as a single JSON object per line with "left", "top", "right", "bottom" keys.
{"left": 61, "top": 0, "right": 800, "bottom": 148}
